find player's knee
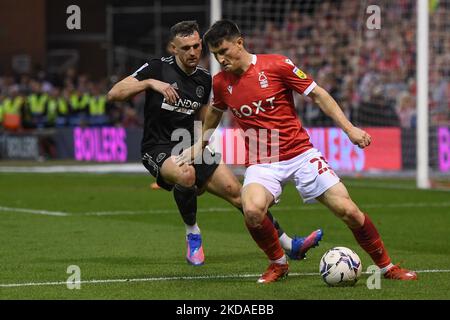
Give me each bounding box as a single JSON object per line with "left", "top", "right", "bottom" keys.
{"left": 178, "top": 166, "right": 196, "bottom": 188}
{"left": 243, "top": 202, "right": 265, "bottom": 227}
{"left": 231, "top": 195, "right": 242, "bottom": 209}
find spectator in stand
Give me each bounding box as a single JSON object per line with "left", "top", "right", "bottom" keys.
{"left": 358, "top": 85, "right": 400, "bottom": 127}
{"left": 396, "top": 91, "right": 416, "bottom": 129}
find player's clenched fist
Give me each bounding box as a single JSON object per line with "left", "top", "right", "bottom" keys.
{"left": 346, "top": 127, "right": 372, "bottom": 149}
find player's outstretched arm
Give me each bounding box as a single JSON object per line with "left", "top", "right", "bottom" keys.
{"left": 200, "top": 105, "right": 223, "bottom": 147}
{"left": 107, "top": 76, "right": 151, "bottom": 102}
{"left": 175, "top": 105, "right": 223, "bottom": 166}
{"left": 107, "top": 76, "right": 179, "bottom": 104}
{"left": 308, "top": 85, "right": 371, "bottom": 149}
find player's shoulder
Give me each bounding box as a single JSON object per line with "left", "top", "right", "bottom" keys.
{"left": 159, "top": 56, "right": 175, "bottom": 65}
{"left": 142, "top": 56, "right": 173, "bottom": 66}
{"left": 257, "top": 53, "right": 291, "bottom": 64}
{"left": 195, "top": 65, "right": 212, "bottom": 84}
{"left": 196, "top": 65, "right": 210, "bottom": 76}
{"left": 212, "top": 70, "right": 230, "bottom": 89}
{"left": 137, "top": 56, "right": 171, "bottom": 69}
{"left": 257, "top": 54, "right": 297, "bottom": 71}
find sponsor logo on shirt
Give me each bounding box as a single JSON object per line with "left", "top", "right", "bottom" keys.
{"left": 161, "top": 98, "right": 200, "bottom": 115}
{"left": 293, "top": 67, "right": 307, "bottom": 79}
{"left": 231, "top": 97, "right": 276, "bottom": 118}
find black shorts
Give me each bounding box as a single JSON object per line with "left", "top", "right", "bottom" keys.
{"left": 142, "top": 145, "right": 222, "bottom": 191}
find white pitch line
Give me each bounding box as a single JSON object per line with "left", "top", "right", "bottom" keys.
{"left": 1, "top": 202, "right": 449, "bottom": 217}
{"left": 84, "top": 207, "right": 237, "bottom": 216}
{"left": 0, "top": 164, "right": 146, "bottom": 174}
{"left": 345, "top": 181, "right": 450, "bottom": 192}
{"left": 0, "top": 206, "right": 69, "bottom": 217}
{"left": 85, "top": 202, "right": 450, "bottom": 216}
{"left": 1, "top": 269, "right": 449, "bottom": 288}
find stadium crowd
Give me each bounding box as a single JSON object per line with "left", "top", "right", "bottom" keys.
{"left": 0, "top": 1, "right": 448, "bottom": 132}
{"left": 0, "top": 68, "right": 143, "bottom": 131}
{"left": 241, "top": 0, "right": 449, "bottom": 128}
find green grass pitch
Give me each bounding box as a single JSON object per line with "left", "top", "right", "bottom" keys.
{"left": 0, "top": 172, "right": 449, "bottom": 299}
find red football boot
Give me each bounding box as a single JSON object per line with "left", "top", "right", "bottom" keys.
{"left": 384, "top": 264, "right": 418, "bottom": 280}
{"left": 257, "top": 263, "right": 289, "bottom": 284}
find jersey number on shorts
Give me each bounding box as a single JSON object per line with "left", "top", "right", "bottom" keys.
{"left": 310, "top": 157, "right": 333, "bottom": 175}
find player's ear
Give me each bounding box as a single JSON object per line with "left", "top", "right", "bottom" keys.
{"left": 170, "top": 41, "right": 177, "bottom": 54}
{"left": 236, "top": 37, "right": 244, "bottom": 49}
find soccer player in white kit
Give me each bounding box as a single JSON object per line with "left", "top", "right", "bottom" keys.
{"left": 178, "top": 20, "right": 417, "bottom": 283}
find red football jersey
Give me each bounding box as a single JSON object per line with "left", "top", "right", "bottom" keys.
{"left": 212, "top": 54, "right": 316, "bottom": 165}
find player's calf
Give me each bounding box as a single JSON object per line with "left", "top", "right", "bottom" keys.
{"left": 330, "top": 199, "right": 365, "bottom": 229}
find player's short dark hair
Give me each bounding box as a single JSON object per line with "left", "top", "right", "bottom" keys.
{"left": 170, "top": 21, "right": 200, "bottom": 40}
{"left": 204, "top": 19, "right": 242, "bottom": 48}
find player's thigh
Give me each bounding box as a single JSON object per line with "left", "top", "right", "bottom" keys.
{"left": 241, "top": 183, "right": 274, "bottom": 226}
{"left": 316, "top": 182, "right": 351, "bottom": 209}
{"left": 243, "top": 164, "right": 283, "bottom": 204}
{"left": 293, "top": 149, "right": 340, "bottom": 203}
{"left": 160, "top": 156, "right": 195, "bottom": 187}
{"left": 204, "top": 162, "right": 242, "bottom": 208}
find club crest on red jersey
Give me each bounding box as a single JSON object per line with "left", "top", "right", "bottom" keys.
{"left": 258, "top": 72, "right": 269, "bottom": 88}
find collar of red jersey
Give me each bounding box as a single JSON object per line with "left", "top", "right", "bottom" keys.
{"left": 251, "top": 54, "right": 257, "bottom": 65}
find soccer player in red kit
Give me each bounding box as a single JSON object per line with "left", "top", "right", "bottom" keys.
{"left": 178, "top": 20, "right": 417, "bottom": 283}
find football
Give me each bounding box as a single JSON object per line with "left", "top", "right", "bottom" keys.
{"left": 319, "top": 247, "right": 362, "bottom": 287}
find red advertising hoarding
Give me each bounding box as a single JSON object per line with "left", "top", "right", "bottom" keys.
{"left": 212, "top": 127, "right": 402, "bottom": 172}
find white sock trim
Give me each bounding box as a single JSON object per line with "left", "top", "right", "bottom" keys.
{"left": 380, "top": 263, "right": 395, "bottom": 274}
{"left": 270, "top": 255, "right": 287, "bottom": 265}
{"left": 185, "top": 223, "right": 201, "bottom": 236}
{"left": 279, "top": 233, "right": 292, "bottom": 251}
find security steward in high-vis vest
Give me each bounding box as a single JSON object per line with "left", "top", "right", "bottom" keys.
{"left": 26, "top": 81, "right": 48, "bottom": 128}
{"left": 88, "top": 84, "right": 108, "bottom": 126}
{"left": 69, "top": 90, "right": 90, "bottom": 126}
{"left": 0, "top": 95, "right": 4, "bottom": 127}
{"left": 88, "top": 95, "right": 107, "bottom": 116}
{"left": 46, "top": 88, "right": 69, "bottom": 127}
{"left": 69, "top": 90, "right": 90, "bottom": 114}
{"left": 1, "top": 93, "right": 24, "bottom": 130}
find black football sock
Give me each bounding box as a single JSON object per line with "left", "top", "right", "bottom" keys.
{"left": 173, "top": 185, "right": 197, "bottom": 227}
{"left": 267, "top": 210, "right": 285, "bottom": 238}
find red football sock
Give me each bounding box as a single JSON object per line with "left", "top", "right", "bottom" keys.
{"left": 246, "top": 215, "right": 284, "bottom": 261}
{"left": 350, "top": 214, "right": 391, "bottom": 268}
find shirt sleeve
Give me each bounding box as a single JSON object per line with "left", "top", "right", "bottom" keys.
{"left": 211, "top": 75, "right": 227, "bottom": 112}
{"left": 131, "top": 59, "right": 162, "bottom": 81}
{"left": 277, "top": 56, "right": 317, "bottom": 96}
{"left": 202, "top": 74, "right": 212, "bottom": 105}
